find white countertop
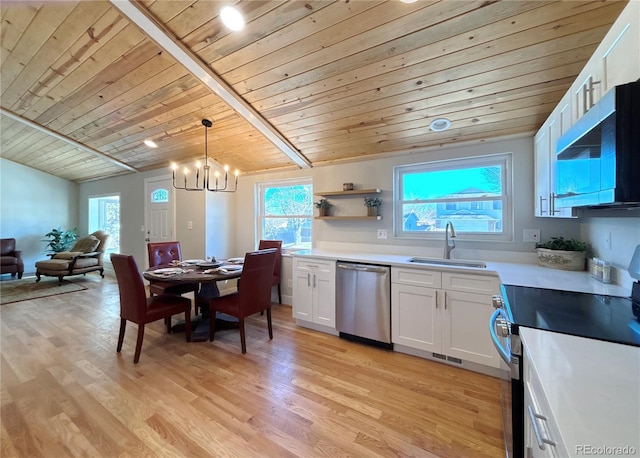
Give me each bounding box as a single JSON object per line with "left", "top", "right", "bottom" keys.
{"left": 520, "top": 327, "right": 640, "bottom": 458}
{"left": 292, "top": 249, "right": 631, "bottom": 297}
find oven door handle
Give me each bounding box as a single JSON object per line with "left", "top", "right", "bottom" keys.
{"left": 489, "top": 308, "right": 511, "bottom": 364}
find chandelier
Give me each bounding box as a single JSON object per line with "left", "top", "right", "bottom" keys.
{"left": 171, "top": 119, "right": 239, "bottom": 192}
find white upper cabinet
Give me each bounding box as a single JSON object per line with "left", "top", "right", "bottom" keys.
{"left": 534, "top": 1, "right": 639, "bottom": 218}
{"left": 572, "top": 1, "right": 639, "bottom": 121}
{"left": 534, "top": 93, "right": 576, "bottom": 218}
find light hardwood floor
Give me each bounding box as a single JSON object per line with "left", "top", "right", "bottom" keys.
{"left": 1, "top": 275, "right": 505, "bottom": 457}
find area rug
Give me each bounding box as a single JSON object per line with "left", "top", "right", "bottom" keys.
{"left": 0, "top": 277, "right": 87, "bottom": 305}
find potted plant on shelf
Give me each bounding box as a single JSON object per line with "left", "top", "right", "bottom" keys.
{"left": 314, "top": 198, "right": 332, "bottom": 217}
{"left": 364, "top": 197, "right": 382, "bottom": 216}
{"left": 535, "top": 236, "right": 588, "bottom": 271}
{"left": 42, "top": 227, "right": 77, "bottom": 254}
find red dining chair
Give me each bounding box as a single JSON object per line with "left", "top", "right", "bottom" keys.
{"left": 111, "top": 254, "right": 192, "bottom": 364}
{"left": 258, "top": 239, "right": 282, "bottom": 303}
{"left": 147, "top": 241, "right": 199, "bottom": 313}
{"left": 209, "top": 249, "right": 277, "bottom": 354}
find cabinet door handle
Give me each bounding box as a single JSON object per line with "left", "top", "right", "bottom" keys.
{"left": 434, "top": 291, "right": 438, "bottom": 309}
{"left": 528, "top": 405, "right": 556, "bottom": 450}
{"left": 313, "top": 274, "right": 316, "bottom": 288}
{"left": 539, "top": 195, "right": 547, "bottom": 215}
{"left": 550, "top": 193, "right": 560, "bottom": 214}
{"left": 444, "top": 291, "right": 447, "bottom": 310}
{"left": 588, "top": 78, "right": 601, "bottom": 109}
{"left": 307, "top": 273, "right": 311, "bottom": 287}
{"left": 582, "top": 83, "right": 589, "bottom": 115}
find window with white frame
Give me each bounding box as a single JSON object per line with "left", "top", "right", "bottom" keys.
{"left": 257, "top": 178, "right": 313, "bottom": 250}
{"left": 394, "top": 154, "right": 512, "bottom": 241}
{"left": 88, "top": 194, "right": 120, "bottom": 255}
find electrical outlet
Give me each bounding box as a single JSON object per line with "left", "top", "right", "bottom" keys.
{"left": 377, "top": 229, "right": 387, "bottom": 239}
{"left": 287, "top": 279, "right": 292, "bottom": 288}
{"left": 605, "top": 231, "right": 611, "bottom": 250}
{"left": 523, "top": 229, "right": 540, "bottom": 243}
{"left": 187, "top": 220, "right": 193, "bottom": 230}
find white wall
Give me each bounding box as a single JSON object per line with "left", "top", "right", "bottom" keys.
{"left": 235, "top": 137, "right": 582, "bottom": 255}
{"left": 0, "top": 158, "right": 78, "bottom": 275}
{"left": 580, "top": 209, "right": 640, "bottom": 288}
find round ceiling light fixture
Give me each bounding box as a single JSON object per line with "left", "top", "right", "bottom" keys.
{"left": 429, "top": 118, "right": 451, "bottom": 132}
{"left": 220, "top": 6, "right": 245, "bottom": 32}
{"left": 144, "top": 139, "right": 158, "bottom": 148}
{"left": 400, "top": 0, "right": 418, "bottom": 3}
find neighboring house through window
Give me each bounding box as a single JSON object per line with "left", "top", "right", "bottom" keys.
{"left": 88, "top": 194, "right": 120, "bottom": 255}
{"left": 394, "top": 153, "right": 513, "bottom": 241}
{"left": 257, "top": 178, "right": 313, "bottom": 250}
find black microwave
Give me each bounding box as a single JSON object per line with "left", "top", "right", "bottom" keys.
{"left": 555, "top": 80, "right": 640, "bottom": 208}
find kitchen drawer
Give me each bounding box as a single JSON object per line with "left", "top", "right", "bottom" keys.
{"left": 294, "top": 257, "right": 334, "bottom": 273}
{"left": 442, "top": 271, "right": 499, "bottom": 295}
{"left": 391, "top": 267, "right": 441, "bottom": 288}
{"left": 525, "top": 352, "right": 567, "bottom": 457}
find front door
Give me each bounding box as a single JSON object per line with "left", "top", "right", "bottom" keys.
{"left": 144, "top": 176, "right": 175, "bottom": 267}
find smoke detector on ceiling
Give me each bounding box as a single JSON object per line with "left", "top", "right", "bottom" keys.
{"left": 429, "top": 118, "right": 451, "bottom": 132}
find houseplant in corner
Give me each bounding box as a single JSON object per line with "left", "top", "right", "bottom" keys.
{"left": 42, "top": 227, "right": 77, "bottom": 254}
{"left": 364, "top": 197, "right": 382, "bottom": 217}
{"left": 535, "top": 236, "right": 587, "bottom": 271}
{"left": 314, "top": 198, "right": 332, "bottom": 217}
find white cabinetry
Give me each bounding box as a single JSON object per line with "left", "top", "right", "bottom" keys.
{"left": 534, "top": 93, "right": 575, "bottom": 218}
{"left": 534, "top": 1, "right": 638, "bottom": 218}
{"left": 524, "top": 347, "right": 566, "bottom": 458}
{"left": 572, "top": 1, "right": 639, "bottom": 121}
{"left": 391, "top": 267, "right": 501, "bottom": 368}
{"left": 292, "top": 257, "right": 336, "bottom": 329}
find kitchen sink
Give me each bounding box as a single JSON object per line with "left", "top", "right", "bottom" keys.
{"left": 407, "top": 257, "right": 487, "bottom": 268}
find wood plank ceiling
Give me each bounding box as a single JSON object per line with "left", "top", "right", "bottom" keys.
{"left": 0, "top": 0, "right": 627, "bottom": 183}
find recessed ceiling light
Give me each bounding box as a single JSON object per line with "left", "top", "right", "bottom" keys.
{"left": 400, "top": 0, "right": 418, "bottom": 3}
{"left": 144, "top": 139, "right": 158, "bottom": 148}
{"left": 220, "top": 6, "right": 245, "bottom": 32}
{"left": 429, "top": 118, "right": 451, "bottom": 132}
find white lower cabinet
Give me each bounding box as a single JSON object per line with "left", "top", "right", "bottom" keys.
{"left": 391, "top": 267, "right": 501, "bottom": 368}
{"left": 524, "top": 350, "right": 565, "bottom": 458}
{"left": 292, "top": 257, "right": 336, "bottom": 329}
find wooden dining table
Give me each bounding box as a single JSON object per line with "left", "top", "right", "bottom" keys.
{"left": 143, "top": 262, "right": 243, "bottom": 341}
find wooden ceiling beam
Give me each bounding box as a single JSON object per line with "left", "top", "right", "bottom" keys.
{"left": 109, "top": 0, "right": 312, "bottom": 169}
{"left": 0, "top": 107, "right": 138, "bottom": 173}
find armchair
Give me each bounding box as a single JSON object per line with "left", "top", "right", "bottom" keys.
{"left": 0, "top": 238, "right": 24, "bottom": 279}
{"left": 35, "top": 230, "right": 110, "bottom": 284}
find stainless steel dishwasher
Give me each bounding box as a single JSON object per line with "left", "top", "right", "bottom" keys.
{"left": 336, "top": 262, "right": 392, "bottom": 349}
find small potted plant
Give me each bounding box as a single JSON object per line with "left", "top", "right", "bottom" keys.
{"left": 42, "top": 227, "right": 77, "bottom": 254}
{"left": 535, "top": 236, "right": 587, "bottom": 271}
{"left": 364, "top": 197, "right": 382, "bottom": 216}
{"left": 314, "top": 198, "right": 332, "bottom": 217}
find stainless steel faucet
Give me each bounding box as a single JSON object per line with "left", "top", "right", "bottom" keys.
{"left": 444, "top": 221, "right": 456, "bottom": 259}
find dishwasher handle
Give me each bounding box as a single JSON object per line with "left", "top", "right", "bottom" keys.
{"left": 337, "top": 263, "right": 389, "bottom": 274}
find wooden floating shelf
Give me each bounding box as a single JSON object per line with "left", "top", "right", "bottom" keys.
{"left": 315, "top": 216, "right": 383, "bottom": 221}
{"left": 315, "top": 188, "right": 381, "bottom": 196}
